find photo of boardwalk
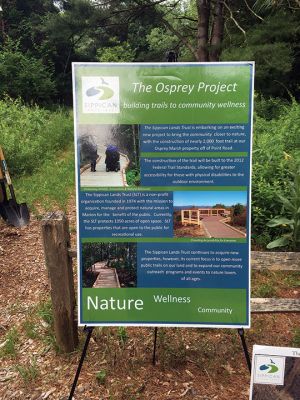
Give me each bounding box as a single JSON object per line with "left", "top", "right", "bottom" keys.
{"left": 89, "top": 261, "right": 121, "bottom": 288}
{"left": 82, "top": 242, "right": 137, "bottom": 289}
{"left": 173, "top": 191, "right": 247, "bottom": 239}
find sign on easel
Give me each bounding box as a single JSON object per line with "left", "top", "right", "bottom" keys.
{"left": 72, "top": 62, "right": 254, "bottom": 328}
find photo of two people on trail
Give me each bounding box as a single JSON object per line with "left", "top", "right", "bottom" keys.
{"left": 91, "top": 144, "right": 121, "bottom": 173}
{"left": 78, "top": 124, "right": 140, "bottom": 188}
{"left": 79, "top": 134, "right": 120, "bottom": 173}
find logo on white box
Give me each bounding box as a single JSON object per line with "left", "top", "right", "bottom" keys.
{"left": 82, "top": 76, "right": 120, "bottom": 114}
{"left": 254, "top": 355, "right": 285, "bottom": 385}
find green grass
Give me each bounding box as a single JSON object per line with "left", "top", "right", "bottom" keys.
{"left": 14, "top": 144, "right": 75, "bottom": 211}
{"left": 0, "top": 327, "right": 19, "bottom": 358}
{"left": 18, "top": 301, "right": 60, "bottom": 353}
{"left": 36, "top": 300, "right": 53, "bottom": 325}
{"left": 252, "top": 283, "right": 277, "bottom": 298}
{"left": 22, "top": 319, "right": 39, "bottom": 340}
{"left": 292, "top": 328, "right": 300, "bottom": 347}
{"left": 18, "top": 300, "right": 62, "bottom": 353}
{"left": 252, "top": 270, "right": 300, "bottom": 298}
{"left": 16, "top": 357, "right": 39, "bottom": 382}
{"left": 117, "top": 327, "right": 128, "bottom": 345}
{"left": 96, "top": 369, "right": 107, "bottom": 385}
{"left": 1, "top": 301, "right": 59, "bottom": 362}
{"left": 35, "top": 300, "right": 61, "bottom": 352}
{"left": 283, "top": 273, "right": 300, "bottom": 289}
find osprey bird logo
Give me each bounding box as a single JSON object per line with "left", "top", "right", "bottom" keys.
{"left": 86, "top": 77, "right": 114, "bottom": 100}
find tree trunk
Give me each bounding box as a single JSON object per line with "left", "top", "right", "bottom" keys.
{"left": 209, "top": 0, "right": 224, "bottom": 61}
{"left": 196, "top": 0, "right": 210, "bottom": 61}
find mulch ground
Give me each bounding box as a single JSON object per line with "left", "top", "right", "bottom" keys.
{"left": 0, "top": 203, "right": 299, "bottom": 400}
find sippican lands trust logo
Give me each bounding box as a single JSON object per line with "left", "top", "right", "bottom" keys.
{"left": 254, "top": 355, "right": 285, "bottom": 385}
{"left": 82, "top": 76, "right": 120, "bottom": 114}
{"left": 86, "top": 77, "right": 115, "bottom": 100}
{"left": 259, "top": 359, "right": 279, "bottom": 373}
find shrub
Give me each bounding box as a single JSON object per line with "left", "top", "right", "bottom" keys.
{"left": 255, "top": 96, "right": 287, "bottom": 120}
{"left": 251, "top": 100, "right": 300, "bottom": 247}
{"left": 0, "top": 40, "right": 56, "bottom": 104}
{"left": 126, "top": 168, "right": 140, "bottom": 186}
{"left": 0, "top": 98, "right": 73, "bottom": 177}
{"left": 266, "top": 164, "right": 300, "bottom": 251}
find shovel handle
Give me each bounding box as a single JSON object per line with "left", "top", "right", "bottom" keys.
{"left": 0, "top": 147, "right": 4, "bottom": 180}
{"left": 0, "top": 146, "right": 16, "bottom": 202}
{"left": 1, "top": 160, "right": 12, "bottom": 185}
{"left": 0, "top": 148, "right": 12, "bottom": 185}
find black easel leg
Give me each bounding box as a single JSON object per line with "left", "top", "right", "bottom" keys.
{"left": 237, "top": 328, "right": 251, "bottom": 373}
{"left": 152, "top": 327, "right": 158, "bottom": 366}
{"left": 68, "top": 326, "right": 94, "bottom": 400}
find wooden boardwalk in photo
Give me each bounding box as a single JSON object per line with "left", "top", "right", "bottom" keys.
{"left": 201, "top": 216, "right": 246, "bottom": 238}
{"left": 92, "top": 261, "right": 120, "bottom": 288}
{"left": 80, "top": 153, "right": 128, "bottom": 187}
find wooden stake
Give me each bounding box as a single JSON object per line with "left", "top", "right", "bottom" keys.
{"left": 41, "top": 211, "right": 78, "bottom": 352}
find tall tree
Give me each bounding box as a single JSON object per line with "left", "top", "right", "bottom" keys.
{"left": 196, "top": 0, "right": 210, "bottom": 61}
{"left": 209, "top": 0, "right": 224, "bottom": 61}
{"left": 150, "top": 0, "right": 225, "bottom": 61}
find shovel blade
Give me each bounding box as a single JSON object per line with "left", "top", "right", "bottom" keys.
{"left": 2, "top": 201, "right": 30, "bottom": 227}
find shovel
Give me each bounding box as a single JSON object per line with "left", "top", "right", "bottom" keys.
{"left": 0, "top": 180, "right": 8, "bottom": 221}
{"left": 0, "top": 146, "right": 30, "bottom": 227}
